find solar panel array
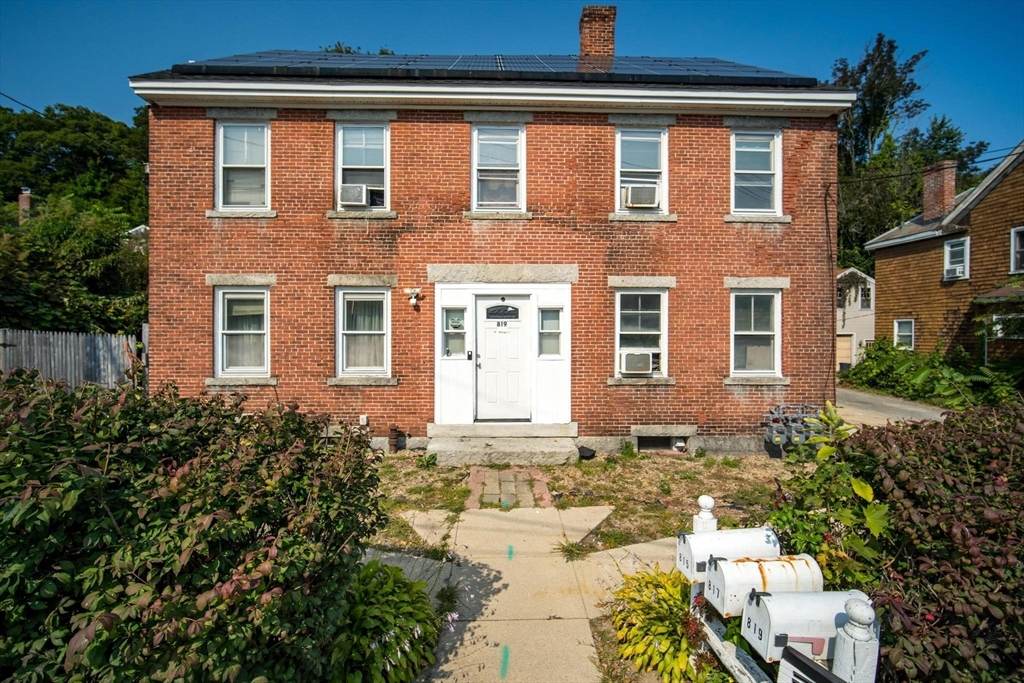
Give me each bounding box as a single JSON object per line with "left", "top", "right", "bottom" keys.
{"left": 169, "top": 51, "right": 818, "bottom": 87}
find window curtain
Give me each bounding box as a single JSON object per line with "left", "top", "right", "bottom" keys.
{"left": 345, "top": 299, "right": 384, "bottom": 369}
{"left": 224, "top": 298, "right": 265, "bottom": 369}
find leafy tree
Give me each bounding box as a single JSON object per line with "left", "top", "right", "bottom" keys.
{"left": 0, "top": 196, "right": 147, "bottom": 334}
{"left": 830, "top": 35, "right": 990, "bottom": 271}
{"left": 320, "top": 41, "right": 395, "bottom": 55}
{"left": 0, "top": 104, "right": 148, "bottom": 226}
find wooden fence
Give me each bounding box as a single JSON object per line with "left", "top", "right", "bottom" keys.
{"left": 0, "top": 328, "right": 140, "bottom": 389}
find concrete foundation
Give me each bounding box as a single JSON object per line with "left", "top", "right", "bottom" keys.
{"left": 428, "top": 437, "right": 578, "bottom": 466}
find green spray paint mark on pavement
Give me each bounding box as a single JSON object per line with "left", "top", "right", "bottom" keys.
{"left": 507, "top": 545, "right": 514, "bottom": 560}
{"left": 500, "top": 644, "right": 511, "bottom": 678}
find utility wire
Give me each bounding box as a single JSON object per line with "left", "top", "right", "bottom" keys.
{"left": 0, "top": 91, "right": 47, "bottom": 116}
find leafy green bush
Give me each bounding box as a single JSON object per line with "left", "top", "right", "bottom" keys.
{"left": 0, "top": 369, "right": 386, "bottom": 682}
{"left": 842, "top": 338, "right": 1020, "bottom": 408}
{"left": 609, "top": 564, "right": 720, "bottom": 683}
{"left": 332, "top": 560, "right": 439, "bottom": 682}
{"left": 766, "top": 401, "right": 1024, "bottom": 682}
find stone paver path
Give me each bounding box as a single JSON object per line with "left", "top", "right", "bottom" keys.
{"left": 465, "top": 466, "right": 553, "bottom": 509}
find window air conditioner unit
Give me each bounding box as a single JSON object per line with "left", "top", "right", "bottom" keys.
{"left": 338, "top": 184, "right": 368, "bottom": 206}
{"left": 623, "top": 185, "right": 659, "bottom": 208}
{"left": 621, "top": 351, "right": 653, "bottom": 374}
{"left": 945, "top": 265, "right": 965, "bottom": 279}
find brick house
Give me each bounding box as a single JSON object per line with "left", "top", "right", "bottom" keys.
{"left": 129, "top": 6, "right": 854, "bottom": 459}
{"left": 865, "top": 141, "right": 1024, "bottom": 363}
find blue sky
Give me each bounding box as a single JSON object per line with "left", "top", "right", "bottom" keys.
{"left": 1, "top": 0, "right": 1022, "bottom": 156}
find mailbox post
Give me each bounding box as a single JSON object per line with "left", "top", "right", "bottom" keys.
{"left": 832, "top": 599, "right": 879, "bottom": 683}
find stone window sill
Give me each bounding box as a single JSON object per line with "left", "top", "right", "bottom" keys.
{"left": 327, "top": 376, "right": 399, "bottom": 386}
{"left": 723, "top": 376, "right": 791, "bottom": 386}
{"left": 206, "top": 210, "right": 278, "bottom": 219}
{"left": 205, "top": 376, "right": 278, "bottom": 387}
{"left": 609, "top": 213, "right": 678, "bottom": 222}
{"left": 607, "top": 376, "right": 676, "bottom": 386}
{"left": 724, "top": 214, "right": 792, "bottom": 224}
{"left": 325, "top": 210, "right": 398, "bottom": 220}
{"left": 463, "top": 211, "right": 533, "bottom": 220}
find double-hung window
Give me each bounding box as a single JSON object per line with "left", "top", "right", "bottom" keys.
{"left": 859, "top": 285, "right": 872, "bottom": 310}
{"left": 616, "top": 128, "right": 667, "bottom": 213}
{"left": 216, "top": 123, "right": 269, "bottom": 209}
{"left": 337, "top": 124, "right": 388, "bottom": 210}
{"left": 616, "top": 291, "right": 666, "bottom": 376}
{"left": 472, "top": 126, "right": 525, "bottom": 212}
{"left": 992, "top": 314, "right": 1024, "bottom": 340}
{"left": 215, "top": 288, "right": 269, "bottom": 377}
{"left": 943, "top": 237, "right": 970, "bottom": 280}
{"left": 539, "top": 309, "right": 562, "bottom": 356}
{"left": 337, "top": 289, "right": 390, "bottom": 375}
{"left": 894, "top": 319, "right": 915, "bottom": 349}
{"left": 1011, "top": 227, "right": 1024, "bottom": 273}
{"left": 731, "top": 291, "right": 781, "bottom": 375}
{"left": 732, "top": 131, "right": 782, "bottom": 215}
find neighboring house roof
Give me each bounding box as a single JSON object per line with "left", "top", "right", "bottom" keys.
{"left": 975, "top": 285, "right": 1024, "bottom": 304}
{"left": 128, "top": 224, "right": 149, "bottom": 236}
{"left": 865, "top": 139, "right": 1024, "bottom": 251}
{"left": 836, "top": 267, "right": 874, "bottom": 284}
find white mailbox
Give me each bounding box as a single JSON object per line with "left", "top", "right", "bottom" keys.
{"left": 705, "top": 554, "right": 823, "bottom": 618}
{"left": 742, "top": 589, "right": 872, "bottom": 663}
{"left": 675, "top": 527, "right": 780, "bottom": 584}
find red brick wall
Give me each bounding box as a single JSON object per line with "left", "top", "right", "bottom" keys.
{"left": 148, "top": 106, "right": 839, "bottom": 438}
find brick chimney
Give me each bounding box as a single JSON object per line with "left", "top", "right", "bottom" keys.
{"left": 921, "top": 160, "right": 957, "bottom": 222}
{"left": 579, "top": 5, "right": 616, "bottom": 58}
{"left": 18, "top": 187, "right": 32, "bottom": 225}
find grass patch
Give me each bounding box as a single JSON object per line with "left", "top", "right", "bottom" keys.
{"left": 590, "top": 615, "right": 645, "bottom": 683}
{"left": 435, "top": 581, "right": 460, "bottom": 617}
{"left": 658, "top": 478, "right": 672, "bottom": 495}
{"left": 556, "top": 537, "right": 590, "bottom": 562}
{"left": 595, "top": 528, "right": 636, "bottom": 548}
{"left": 721, "top": 456, "right": 742, "bottom": 469}
{"left": 703, "top": 457, "right": 718, "bottom": 468}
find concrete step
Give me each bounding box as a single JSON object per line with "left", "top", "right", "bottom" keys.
{"left": 427, "top": 437, "right": 578, "bottom": 466}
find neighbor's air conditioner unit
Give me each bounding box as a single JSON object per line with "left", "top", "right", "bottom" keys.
{"left": 338, "top": 184, "right": 368, "bottom": 206}
{"left": 621, "top": 351, "right": 653, "bottom": 374}
{"left": 945, "top": 265, "right": 965, "bottom": 279}
{"left": 622, "top": 184, "right": 659, "bottom": 208}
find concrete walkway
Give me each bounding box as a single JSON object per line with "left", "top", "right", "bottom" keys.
{"left": 391, "top": 506, "right": 677, "bottom": 682}
{"left": 836, "top": 386, "right": 947, "bottom": 427}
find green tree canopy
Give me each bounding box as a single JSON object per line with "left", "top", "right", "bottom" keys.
{"left": 0, "top": 104, "right": 148, "bottom": 226}
{"left": 320, "top": 41, "right": 394, "bottom": 55}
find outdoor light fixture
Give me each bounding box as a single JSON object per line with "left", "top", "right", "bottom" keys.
{"left": 404, "top": 288, "right": 421, "bottom": 306}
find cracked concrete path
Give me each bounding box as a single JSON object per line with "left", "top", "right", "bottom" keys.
{"left": 836, "top": 387, "right": 947, "bottom": 427}
{"left": 389, "top": 506, "right": 678, "bottom": 683}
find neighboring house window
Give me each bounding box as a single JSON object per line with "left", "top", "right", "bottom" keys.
{"left": 1011, "top": 226, "right": 1024, "bottom": 273}
{"left": 615, "top": 291, "right": 667, "bottom": 376}
{"left": 732, "top": 130, "right": 782, "bottom": 215}
{"left": 894, "top": 319, "right": 915, "bottom": 349}
{"left": 836, "top": 284, "right": 846, "bottom": 309}
{"left": 216, "top": 122, "right": 269, "bottom": 209}
{"left": 943, "top": 237, "right": 970, "bottom": 280}
{"left": 215, "top": 288, "right": 269, "bottom": 377}
{"left": 731, "top": 291, "right": 781, "bottom": 375}
{"left": 859, "top": 285, "right": 872, "bottom": 310}
{"left": 472, "top": 125, "right": 525, "bottom": 212}
{"left": 337, "top": 289, "right": 390, "bottom": 375}
{"left": 992, "top": 314, "right": 1024, "bottom": 339}
{"left": 616, "top": 128, "right": 668, "bottom": 213}
{"left": 539, "top": 309, "right": 562, "bottom": 356}
{"left": 337, "top": 124, "right": 388, "bottom": 210}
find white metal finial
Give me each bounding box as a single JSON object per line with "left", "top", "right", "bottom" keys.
{"left": 697, "top": 495, "right": 715, "bottom": 519}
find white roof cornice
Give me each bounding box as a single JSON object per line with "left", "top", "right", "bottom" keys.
{"left": 128, "top": 79, "right": 856, "bottom": 116}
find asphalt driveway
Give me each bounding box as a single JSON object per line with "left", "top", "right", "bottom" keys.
{"left": 835, "top": 387, "right": 947, "bottom": 427}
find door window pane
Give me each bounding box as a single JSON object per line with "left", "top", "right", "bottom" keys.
{"left": 443, "top": 308, "right": 466, "bottom": 356}
{"left": 539, "top": 309, "right": 560, "bottom": 356}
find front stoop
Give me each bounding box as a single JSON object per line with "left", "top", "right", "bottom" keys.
{"left": 427, "top": 437, "right": 578, "bottom": 466}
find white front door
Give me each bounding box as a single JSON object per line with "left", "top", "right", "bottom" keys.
{"left": 476, "top": 295, "right": 531, "bottom": 420}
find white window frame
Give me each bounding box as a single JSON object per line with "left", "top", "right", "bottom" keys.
{"left": 992, "top": 314, "right": 1024, "bottom": 340}
{"left": 1011, "top": 226, "right": 1024, "bottom": 274}
{"left": 335, "top": 123, "right": 390, "bottom": 211}
{"left": 215, "top": 121, "right": 270, "bottom": 211}
{"left": 943, "top": 237, "right": 970, "bottom": 279}
{"left": 336, "top": 288, "right": 391, "bottom": 376}
{"left": 538, "top": 307, "right": 563, "bottom": 358}
{"left": 471, "top": 124, "right": 526, "bottom": 212}
{"left": 614, "top": 289, "right": 668, "bottom": 377}
{"left": 730, "top": 289, "right": 782, "bottom": 377}
{"left": 731, "top": 129, "right": 783, "bottom": 216}
{"left": 859, "top": 285, "right": 872, "bottom": 310}
{"left": 214, "top": 287, "right": 270, "bottom": 378}
{"left": 615, "top": 127, "right": 669, "bottom": 214}
{"left": 894, "top": 319, "right": 915, "bottom": 350}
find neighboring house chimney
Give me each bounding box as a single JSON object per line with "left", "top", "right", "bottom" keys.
{"left": 18, "top": 187, "right": 32, "bottom": 225}
{"left": 579, "top": 5, "right": 616, "bottom": 58}
{"left": 921, "top": 160, "right": 957, "bottom": 222}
